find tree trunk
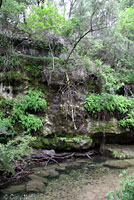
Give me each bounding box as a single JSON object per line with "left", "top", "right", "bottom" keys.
{"left": 0, "top": 0, "right": 2, "bottom": 8}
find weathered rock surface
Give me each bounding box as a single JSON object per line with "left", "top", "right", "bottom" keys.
{"left": 104, "top": 160, "right": 130, "bottom": 169}
{"left": 34, "top": 169, "right": 59, "bottom": 178}
{"left": 0, "top": 64, "right": 130, "bottom": 150}
{"left": 125, "top": 159, "right": 134, "bottom": 166}
{"left": 0, "top": 184, "right": 25, "bottom": 194}
{"left": 28, "top": 174, "right": 48, "bottom": 184}
{"left": 101, "top": 144, "right": 134, "bottom": 159}
{"left": 26, "top": 180, "right": 45, "bottom": 193}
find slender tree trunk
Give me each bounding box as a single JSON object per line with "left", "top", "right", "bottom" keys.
{"left": 68, "top": 0, "right": 77, "bottom": 18}
{"left": 23, "top": 12, "right": 27, "bottom": 25}
{"left": 0, "top": 0, "right": 2, "bottom": 8}
{"left": 64, "top": 26, "right": 108, "bottom": 67}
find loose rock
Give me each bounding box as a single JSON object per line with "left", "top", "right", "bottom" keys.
{"left": 26, "top": 180, "right": 45, "bottom": 193}
{"left": 104, "top": 160, "right": 130, "bottom": 169}
{"left": 0, "top": 184, "right": 25, "bottom": 194}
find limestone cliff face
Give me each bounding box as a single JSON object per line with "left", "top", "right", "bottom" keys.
{"left": 0, "top": 65, "right": 130, "bottom": 150}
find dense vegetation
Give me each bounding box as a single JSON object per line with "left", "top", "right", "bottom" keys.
{"left": 1, "top": 0, "right": 134, "bottom": 176}
{"left": 84, "top": 94, "right": 134, "bottom": 130}
{"left": 0, "top": 89, "right": 47, "bottom": 174}
{"left": 106, "top": 171, "right": 134, "bottom": 200}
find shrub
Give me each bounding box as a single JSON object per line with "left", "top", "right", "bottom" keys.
{"left": 12, "top": 89, "right": 47, "bottom": 133}
{"left": 106, "top": 171, "right": 134, "bottom": 200}
{"left": 0, "top": 89, "right": 46, "bottom": 135}
{"left": 0, "top": 117, "right": 14, "bottom": 136}
{"left": 114, "top": 95, "right": 132, "bottom": 114}
{"left": 119, "top": 111, "right": 134, "bottom": 131}
{"left": 24, "top": 89, "right": 47, "bottom": 112}
{"left": 25, "top": 65, "right": 43, "bottom": 76}
{"left": 0, "top": 135, "right": 35, "bottom": 174}
{"left": 84, "top": 93, "right": 132, "bottom": 118}
{"left": 5, "top": 98, "right": 13, "bottom": 107}
{"left": 99, "top": 65, "right": 118, "bottom": 93}
{"left": 0, "top": 49, "right": 21, "bottom": 72}
{"left": 19, "top": 114, "right": 43, "bottom": 133}
{"left": 13, "top": 89, "right": 47, "bottom": 116}
{"left": 84, "top": 93, "right": 106, "bottom": 118}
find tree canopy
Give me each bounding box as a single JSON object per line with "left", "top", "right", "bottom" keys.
{"left": 0, "top": 0, "right": 134, "bottom": 68}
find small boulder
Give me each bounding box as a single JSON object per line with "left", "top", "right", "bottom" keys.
{"left": 26, "top": 180, "right": 45, "bottom": 193}
{"left": 34, "top": 169, "right": 59, "bottom": 178}
{"left": 28, "top": 174, "right": 48, "bottom": 184}
{"left": 0, "top": 184, "right": 25, "bottom": 194}
{"left": 104, "top": 160, "right": 130, "bottom": 169}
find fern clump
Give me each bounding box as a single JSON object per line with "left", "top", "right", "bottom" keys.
{"left": 23, "top": 89, "right": 47, "bottom": 112}
{"left": 119, "top": 111, "right": 134, "bottom": 131}
{"left": 84, "top": 93, "right": 132, "bottom": 118}
{"left": 114, "top": 95, "right": 132, "bottom": 114}
{"left": 84, "top": 93, "right": 134, "bottom": 131}
{"left": 20, "top": 114, "right": 43, "bottom": 133}
{"left": 12, "top": 89, "right": 46, "bottom": 133}
{"left": 13, "top": 89, "right": 47, "bottom": 116}
{"left": 0, "top": 89, "right": 47, "bottom": 134}
{"left": 83, "top": 94, "right": 104, "bottom": 118}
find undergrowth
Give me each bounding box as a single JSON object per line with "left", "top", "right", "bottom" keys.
{"left": 84, "top": 93, "right": 134, "bottom": 131}
{"left": 0, "top": 135, "right": 35, "bottom": 174}
{"left": 106, "top": 171, "right": 134, "bottom": 200}
{"left": 0, "top": 89, "right": 47, "bottom": 135}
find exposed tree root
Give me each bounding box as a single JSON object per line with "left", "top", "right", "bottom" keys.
{"left": 0, "top": 149, "right": 98, "bottom": 189}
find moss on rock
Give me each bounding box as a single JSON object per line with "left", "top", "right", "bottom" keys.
{"left": 33, "top": 135, "right": 93, "bottom": 150}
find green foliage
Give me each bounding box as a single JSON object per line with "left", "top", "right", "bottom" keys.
{"left": 12, "top": 89, "right": 46, "bottom": 133}
{"left": 57, "top": 136, "right": 82, "bottom": 144}
{"left": 24, "top": 89, "right": 47, "bottom": 112}
{"left": 0, "top": 135, "right": 35, "bottom": 174}
{"left": 84, "top": 92, "right": 134, "bottom": 131}
{"left": 5, "top": 98, "right": 13, "bottom": 107}
{"left": 118, "top": 5, "right": 134, "bottom": 39}
{"left": 0, "top": 90, "right": 47, "bottom": 135}
{"left": 112, "top": 150, "right": 127, "bottom": 159}
{"left": 0, "top": 112, "right": 3, "bottom": 119}
{"left": 84, "top": 93, "right": 106, "bottom": 118}
{"left": 19, "top": 114, "right": 43, "bottom": 133}
{"left": 13, "top": 89, "right": 47, "bottom": 116}
{"left": 0, "top": 0, "right": 26, "bottom": 30}
{"left": 84, "top": 93, "right": 132, "bottom": 118}
{"left": 119, "top": 111, "right": 134, "bottom": 131}
{"left": 73, "top": 137, "right": 82, "bottom": 143}
{"left": 62, "top": 15, "right": 81, "bottom": 38}
{"left": 93, "top": 122, "right": 116, "bottom": 133}
{"left": 0, "top": 117, "right": 14, "bottom": 136}
{"left": 0, "top": 98, "right": 14, "bottom": 136}
{"left": 98, "top": 64, "right": 118, "bottom": 93}
{"left": 86, "top": 40, "right": 105, "bottom": 59}
{"left": 122, "top": 70, "right": 134, "bottom": 84}
{"left": 18, "top": 53, "right": 64, "bottom": 68}
{"left": 114, "top": 95, "right": 133, "bottom": 114}
{"left": 57, "top": 137, "right": 69, "bottom": 142}
{"left": 0, "top": 35, "right": 21, "bottom": 72}
{"left": 0, "top": 45, "right": 21, "bottom": 71}
{"left": 21, "top": 2, "right": 65, "bottom": 38}
{"left": 106, "top": 171, "right": 134, "bottom": 200}
{"left": 26, "top": 65, "right": 43, "bottom": 76}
